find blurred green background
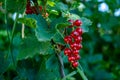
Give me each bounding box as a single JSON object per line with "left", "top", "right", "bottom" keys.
{"left": 0, "top": 0, "right": 120, "bottom": 80}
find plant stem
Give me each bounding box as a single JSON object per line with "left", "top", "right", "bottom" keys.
{"left": 9, "top": 13, "right": 19, "bottom": 67}
{"left": 62, "top": 71, "right": 77, "bottom": 80}
{"left": 56, "top": 52, "right": 65, "bottom": 78}
{"left": 76, "top": 67, "right": 88, "bottom": 80}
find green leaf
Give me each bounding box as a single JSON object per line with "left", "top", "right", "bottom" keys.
{"left": 7, "top": 0, "right": 26, "bottom": 13}
{"left": 53, "top": 32, "right": 65, "bottom": 45}
{"left": 68, "top": 14, "right": 80, "bottom": 20}
{"left": 80, "top": 17, "right": 92, "bottom": 32}
{"left": 50, "top": 17, "right": 68, "bottom": 29}
{"left": 37, "top": 59, "right": 60, "bottom": 80}
{"left": 18, "top": 18, "right": 37, "bottom": 28}
{"left": 46, "top": 55, "right": 59, "bottom": 70}
{"left": 56, "top": 2, "right": 68, "bottom": 11}
{"left": 87, "top": 54, "right": 103, "bottom": 64}
{"left": 26, "top": 14, "right": 56, "bottom": 41}
{"left": 0, "top": 52, "right": 10, "bottom": 75}
{"left": 17, "top": 36, "right": 54, "bottom": 60}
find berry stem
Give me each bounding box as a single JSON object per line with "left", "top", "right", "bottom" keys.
{"left": 76, "top": 66, "right": 88, "bottom": 80}
{"left": 62, "top": 71, "right": 77, "bottom": 80}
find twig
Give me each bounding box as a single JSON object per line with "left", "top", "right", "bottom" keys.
{"left": 22, "top": 24, "right": 25, "bottom": 38}
{"left": 56, "top": 52, "right": 65, "bottom": 78}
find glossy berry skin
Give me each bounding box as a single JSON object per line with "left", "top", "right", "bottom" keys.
{"left": 76, "top": 28, "right": 83, "bottom": 35}
{"left": 74, "top": 36, "right": 82, "bottom": 43}
{"left": 73, "top": 50, "right": 79, "bottom": 54}
{"left": 75, "top": 54, "right": 80, "bottom": 60}
{"left": 70, "top": 31, "right": 80, "bottom": 38}
{"left": 64, "top": 48, "right": 71, "bottom": 56}
{"left": 73, "top": 20, "right": 82, "bottom": 26}
{"left": 70, "top": 42, "right": 77, "bottom": 50}
{"left": 64, "top": 36, "right": 72, "bottom": 44}
{"left": 72, "top": 61, "right": 78, "bottom": 68}
{"left": 68, "top": 56, "right": 75, "bottom": 63}
{"left": 76, "top": 44, "right": 82, "bottom": 50}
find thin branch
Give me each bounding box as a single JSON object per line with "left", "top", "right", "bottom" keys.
{"left": 22, "top": 23, "right": 25, "bottom": 38}
{"left": 56, "top": 52, "right": 65, "bottom": 78}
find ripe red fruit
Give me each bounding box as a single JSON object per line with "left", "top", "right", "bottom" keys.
{"left": 72, "top": 61, "right": 78, "bottom": 68}
{"left": 70, "top": 42, "right": 77, "bottom": 50}
{"left": 75, "top": 54, "right": 80, "bottom": 60}
{"left": 73, "top": 20, "right": 82, "bottom": 26}
{"left": 76, "top": 44, "right": 82, "bottom": 50}
{"left": 64, "top": 36, "right": 72, "bottom": 44}
{"left": 64, "top": 48, "right": 71, "bottom": 56}
{"left": 68, "top": 56, "right": 75, "bottom": 63}
{"left": 70, "top": 31, "right": 79, "bottom": 38}
{"left": 70, "top": 42, "right": 82, "bottom": 50}
{"left": 73, "top": 50, "right": 79, "bottom": 54}
{"left": 76, "top": 28, "right": 83, "bottom": 35}
{"left": 74, "top": 36, "right": 82, "bottom": 43}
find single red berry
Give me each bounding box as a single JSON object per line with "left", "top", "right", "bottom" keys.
{"left": 72, "top": 61, "right": 78, "bottom": 68}
{"left": 73, "top": 19, "right": 82, "bottom": 26}
{"left": 74, "top": 36, "right": 82, "bottom": 43}
{"left": 64, "top": 48, "right": 71, "bottom": 56}
{"left": 76, "top": 44, "right": 82, "bottom": 50}
{"left": 70, "top": 31, "right": 79, "bottom": 38}
{"left": 75, "top": 54, "right": 80, "bottom": 60}
{"left": 76, "top": 28, "right": 83, "bottom": 35}
{"left": 73, "top": 50, "right": 79, "bottom": 54}
{"left": 68, "top": 56, "right": 75, "bottom": 63}
{"left": 64, "top": 36, "right": 72, "bottom": 44}
{"left": 70, "top": 42, "right": 77, "bottom": 50}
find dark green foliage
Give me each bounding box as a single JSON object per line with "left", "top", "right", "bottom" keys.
{"left": 0, "top": 0, "right": 120, "bottom": 80}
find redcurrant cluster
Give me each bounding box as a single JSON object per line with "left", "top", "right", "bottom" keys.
{"left": 64, "top": 19, "right": 83, "bottom": 68}
{"left": 25, "top": 0, "right": 42, "bottom": 14}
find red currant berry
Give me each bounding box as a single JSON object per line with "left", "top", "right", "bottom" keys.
{"left": 76, "top": 44, "right": 82, "bottom": 50}
{"left": 75, "top": 54, "right": 80, "bottom": 60}
{"left": 74, "top": 36, "right": 82, "bottom": 43}
{"left": 70, "top": 31, "right": 79, "bottom": 38}
{"left": 68, "top": 56, "right": 75, "bottom": 63}
{"left": 73, "top": 20, "right": 82, "bottom": 26}
{"left": 64, "top": 48, "right": 71, "bottom": 56}
{"left": 73, "top": 50, "right": 79, "bottom": 54}
{"left": 70, "top": 42, "right": 77, "bottom": 50}
{"left": 64, "top": 36, "right": 72, "bottom": 44}
{"left": 76, "top": 28, "right": 83, "bottom": 35}
{"left": 72, "top": 61, "right": 78, "bottom": 68}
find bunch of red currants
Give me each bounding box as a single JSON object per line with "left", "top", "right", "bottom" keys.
{"left": 64, "top": 19, "right": 83, "bottom": 68}
{"left": 25, "top": 0, "right": 42, "bottom": 14}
